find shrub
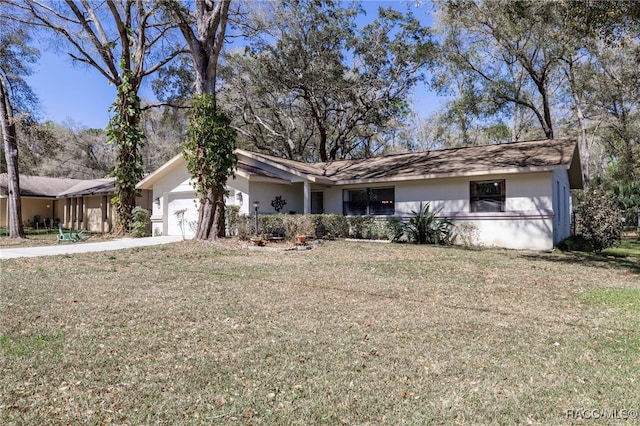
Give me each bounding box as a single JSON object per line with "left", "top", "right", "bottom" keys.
{"left": 236, "top": 215, "right": 253, "bottom": 240}
{"left": 225, "top": 205, "right": 240, "bottom": 237}
{"left": 311, "top": 214, "right": 349, "bottom": 238}
{"left": 578, "top": 188, "right": 625, "bottom": 253}
{"left": 557, "top": 235, "right": 593, "bottom": 252}
{"left": 386, "top": 217, "right": 406, "bottom": 242}
{"left": 257, "top": 214, "right": 317, "bottom": 241}
{"left": 259, "top": 213, "right": 286, "bottom": 238}
{"left": 403, "top": 202, "right": 453, "bottom": 245}
{"left": 348, "top": 216, "right": 366, "bottom": 239}
{"left": 130, "top": 206, "right": 151, "bottom": 238}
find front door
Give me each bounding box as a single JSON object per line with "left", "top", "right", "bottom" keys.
{"left": 311, "top": 191, "right": 324, "bottom": 214}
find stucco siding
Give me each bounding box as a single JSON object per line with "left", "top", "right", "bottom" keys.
{"left": 323, "top": 172, "right": 553, "bottom": 217}
{"left": 85, "top": 196, "right": 103, "bottom": 232}
{"left": 321, "top": 172, "right": 556, "bottom": 250}
{"left": 0, "top": 197, "right": 58, "bottom": 227}
{"left": 151, "top": 165, "right": 194, "bottom": 224}
{"left": 552, "top": 169, "right": 571, "bottom": 243}
{"left": 395, "top": 178, "right": 469, "bottom": 215}
{"left": 456, "top": 217, "right": 554, "bottom": 250}
{"left": 249, "top": 182, "right": 304, "bottom": 214}
{"left": 505, "top": 173, "right": 553, "bottom": 212}
{"left": 227, "top": 175, "right": 250, "bottom": 215}
{"left": 143, "top": 155, "right": 568, "bottom": 250}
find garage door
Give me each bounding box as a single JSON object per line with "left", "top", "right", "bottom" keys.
{"left": 167, "top": 193, "right": 199, "bottom": 238}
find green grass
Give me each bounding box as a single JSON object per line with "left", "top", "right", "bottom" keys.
{"left": 1, "top": 241, "right": 639, "bottom": 425}
{"left": 583, "top": 288, "right": 640, "bottom": 311}
{"left": 603, "top": 238, "right": 640, "bottom": 258}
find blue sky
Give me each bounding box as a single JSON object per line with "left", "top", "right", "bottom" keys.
{"left": 26, "top": 1, "right": 441, "bottom": 130}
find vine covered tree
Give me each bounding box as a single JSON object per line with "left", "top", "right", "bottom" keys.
{"left": 162, "top": 0, "right": 235, "bottom": 241}
{"left": 15, "top": 0, "right": 183, "bottom": 234}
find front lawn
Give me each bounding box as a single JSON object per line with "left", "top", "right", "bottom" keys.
{"left": 603, "top": 237, "right": 640, "bottom": 258}
{"left": 1, "top": 241, "right": 638, "bottom": 424}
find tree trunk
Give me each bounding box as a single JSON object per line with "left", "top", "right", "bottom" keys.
{"left": 564, "top": 57, "right": 590, "bottom": 189}
{"left": 209, "top": 182, "right": 226, "bottom": 242}
{"left": 0, "top": 75, "right": 25, "bottom": 239}
{"left": 196, "top": 187, "right": 215, "bottom": 240}
{"left": 108, "top": 74, "right": 144, "bottom": 236}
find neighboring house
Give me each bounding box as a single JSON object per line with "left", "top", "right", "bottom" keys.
{"left": 0, "top": 174, "right": 151, "bottom": 233}
{"left": 136, "top": 138, "right": 583, "bottom": 250}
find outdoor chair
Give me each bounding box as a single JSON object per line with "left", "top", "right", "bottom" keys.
{"left": 72, "top": 229, "right": 91, "bottom": 242}
{"left": 57, "top": 224, "right": 75, "bottom": 243}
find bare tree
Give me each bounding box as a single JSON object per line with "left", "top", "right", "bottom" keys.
{"left": 13, "top": 0, "right": 184, "bottom": 233}
{"left": 1, "top": 73, "right": 24, "bottom": 238}
{"left": 0, "top": 19, "right": 39, "bottom": 239}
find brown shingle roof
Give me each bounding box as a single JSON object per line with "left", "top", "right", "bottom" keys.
{"left": 57, "top": 178, "right": 116, "bottom": 197}
{"left": 0, "top": 174, "right": 85, "bottom": 197}
{"left": 236, "top": 160, "right": 288, "bottom": 182}
{"left": 239, "top": 138, "right": 582, "bottom": 188}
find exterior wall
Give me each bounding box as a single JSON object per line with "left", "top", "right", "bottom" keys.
{"left": 323, "top": 171, "right": 556, "bottom": 250}
{"left": 227, "top": 175, "right": 250, "bottom": 215}
{"left": 455, "top": 216, "right": 554, "bottom": 250}
{"left": 323, "top": 172, "right": 553, "bottom": 216}
{"left": 552, "top": 169, "right": 571, "bottom": 244}
{"left": 85, "top": 196, "right": 103, "bottom": 232}
{"left": 56, "top": 191, "right": 149, "bottom": 233}
{"left": 150, "top": 165, "right": 195, "bottom": 237}
{"left": 249, "top": 181, "right": 304, "bottom": 214}
{"left": 1, "top": 189, "right": 150, "bottom": 233}
{"left": 148, "top": 167, "right": 298, "bottom": 237}
{"left": 0, "top": 197, "right": 56, "bottom": 228}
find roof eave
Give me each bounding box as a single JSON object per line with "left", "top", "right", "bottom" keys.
{"left": 235, "top": 169, "right": 291, "bottom": 184}
{"left": 136, "top": 153, "right": 185, "bottom": 190}
{"left": 333, "top": 166, "right": 565, "bottom": 186}
{"left": 236, "top": 149, "right": 321, "bottom": 183}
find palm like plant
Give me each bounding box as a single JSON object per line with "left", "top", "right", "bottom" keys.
{"left": 403, "top": 202, "right": 454, "bottom": 244}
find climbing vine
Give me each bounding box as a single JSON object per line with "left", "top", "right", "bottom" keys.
{"left": 184, "top": 93, "right": 237, "bottom": 240}
{"left": 106, "top": 64, "right": 145, "bottom": 234}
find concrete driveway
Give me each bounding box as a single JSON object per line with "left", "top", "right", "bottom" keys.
{"left": 0, "top": 236, "right": 184, "bottom": 259}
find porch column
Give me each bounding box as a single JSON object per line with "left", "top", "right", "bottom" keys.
{"left": 303, "top": 181, "right": 311, "bottom": 214}
{"left": 106, "top": 196, "right": 112, "bottom": 233}
{"left": 72, "top": 198, "right": 77, "bottom": 228}
{"left": 162, "top": 192, "right": 169, "bottom": 236}
{"left": 82, "top": 197, "right": 87, "bottom": 230}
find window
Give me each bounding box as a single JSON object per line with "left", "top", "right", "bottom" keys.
{"left": 470, "top": 180, "right": 505, "bottom": 212}
{"left": 343, "top": 187, "right": 394, "bottom": 215}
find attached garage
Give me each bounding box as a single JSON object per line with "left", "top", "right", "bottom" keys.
{"left": 166, "top": 192, "right": 199, "bottom": 238}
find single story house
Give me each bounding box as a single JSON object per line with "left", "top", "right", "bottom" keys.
{"left": 136, "top": 138, "right": 583, "bottom": 250}
{"left": 0, "top": 174, "right": 151, "bottom": 233}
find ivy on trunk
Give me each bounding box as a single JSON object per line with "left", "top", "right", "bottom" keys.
{"left": 184, "top": 94, "right": 236, "bottom": 241}
{"left": 106, "top": 67, "right": 145, "bottom": 235}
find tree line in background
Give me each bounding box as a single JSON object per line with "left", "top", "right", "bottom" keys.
{"left": 1, "top": 0, "right": 638, "bottom": 241}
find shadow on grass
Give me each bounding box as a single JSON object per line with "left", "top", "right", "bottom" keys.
{"left": 520, "top": 250, "right": 640, "bottom": 275}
